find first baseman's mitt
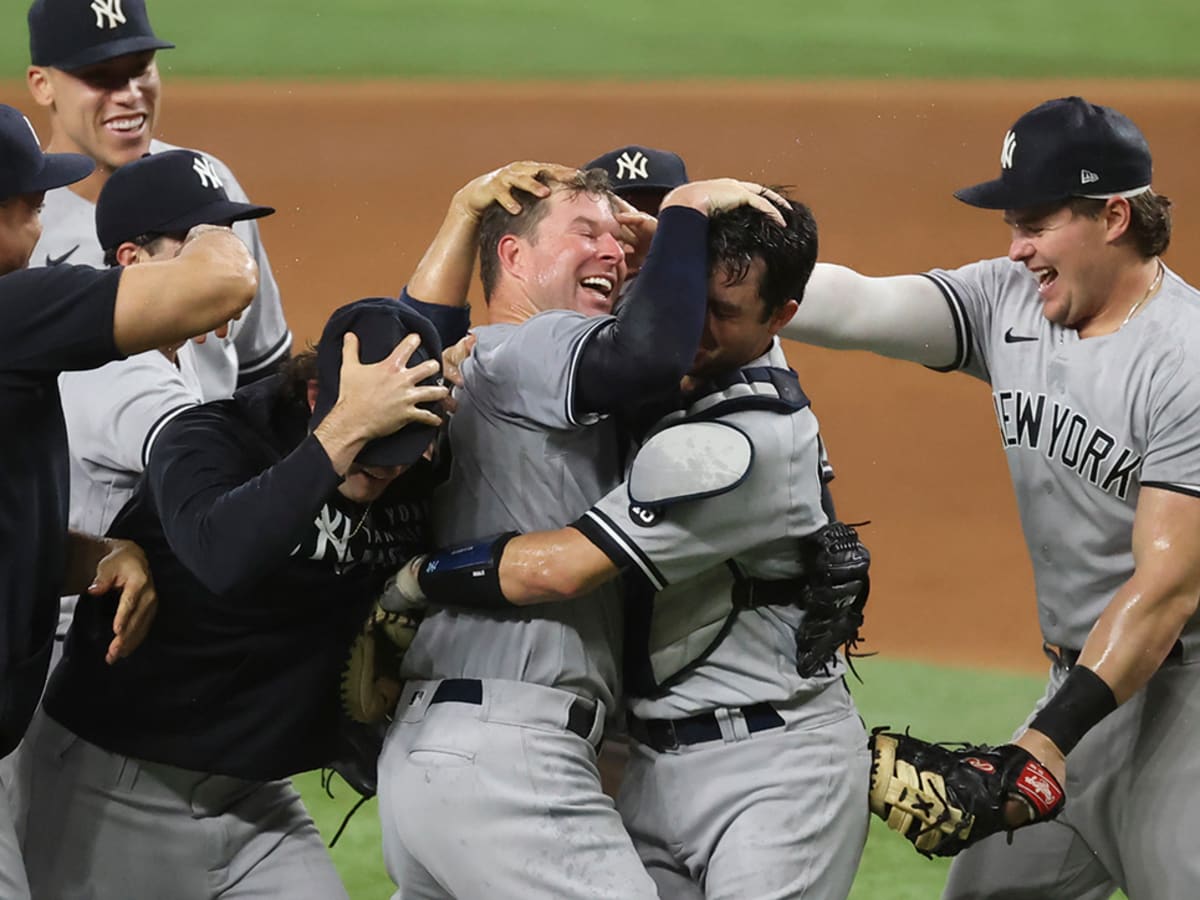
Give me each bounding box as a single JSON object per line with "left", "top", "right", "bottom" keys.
{"left": 868, "top": 727, "right": 1065, "bottom": 858}
{"left": 340, "top": 602, "right": 420, "bottom": 724}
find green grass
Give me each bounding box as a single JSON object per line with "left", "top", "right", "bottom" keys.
{"left": 298, "top": 657, "right": 1058, "bottom": 900}
{"left": 3, "top": 0, "right": 1200, "bottom": 79}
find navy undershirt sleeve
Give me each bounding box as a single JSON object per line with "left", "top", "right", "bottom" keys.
{"left": 399, "top": 288, "right": 472, "bottom": 347}
{"left": 574, "top": 205, "right": 708, "bottom": 418}
{"left": 148, "top": 408, "right": 344, "bottom": 596}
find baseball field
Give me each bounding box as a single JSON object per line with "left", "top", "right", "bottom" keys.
{"left": 5, "top": 3, "right": 1199, "bottom": 896}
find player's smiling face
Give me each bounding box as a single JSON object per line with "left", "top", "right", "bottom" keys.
{"left": 1005, "top": 203, "right": 1114, "bottom": 328}
{"left": 30, "top": 51, "right": 161, "bottom": 176}
{"left": 688, "top": 258, "right": 798, "bottom": 381}
{"left": 511, "top": 188, "right": 627, "bottom": 317}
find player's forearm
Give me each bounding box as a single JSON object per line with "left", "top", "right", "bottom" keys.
{"left": 782, "top": 264, "right": 959, "bottom": 368}
{"left": 498, "top": 530, "right": 619, "bottom": 604}
{"left": 406, "top": 205, "right": 479, "bottom": 308}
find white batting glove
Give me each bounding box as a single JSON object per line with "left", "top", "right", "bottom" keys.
{"left": 380, "top": 555, "right": 429, "bottom": 614}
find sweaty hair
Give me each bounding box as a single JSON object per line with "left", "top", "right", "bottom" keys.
{"left": 1067, "top": 190, "right": 1172, "bottom": 258}
{"left": 476, "top": 168, "right": 614, "bottom": 301}
{"left": 278, "top": 346, "right": 319, "bottom": 413}
{"left": 102, "top": 231, "right": 186, "bottom": 267}
{"left": 706, "top": 190, "right": 819, "bottom": 321}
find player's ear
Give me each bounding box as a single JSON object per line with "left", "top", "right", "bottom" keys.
{"left": 1102, "top": 197, "right": 1133, "bottom": 244}
{"left": 496, "top": 233, "right": 524, "bottom": 280}
{"left": 306, "top": 378, "right": 319, "bottom": 413}
{"left": 26, "top": 67, "right": 54, "bottom": 108}
{"left": 115, "top": 242, "right": 142, "bottom": 267}
{"left": 766, "top": 299, "right": 799, "bottom": 336}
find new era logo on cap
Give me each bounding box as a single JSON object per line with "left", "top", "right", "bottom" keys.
{"left": 956, "top": 97, "right": 1153, "bottom": 210}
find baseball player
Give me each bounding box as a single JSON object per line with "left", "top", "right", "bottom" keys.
{"left": 376, "top": 166, "right": 786, "bottom": 898}
{"left": 386, "top": 193, "right": 873, "bottom": 899}
{"left": 22, "top": 299, "right": 451, "bottom": 899}
{"left": 0, "top": 101, "right": 258, "bottom": 899}
{"left": 24, "top": 0, "right": 293, "bottom": 403}
{"left": 783, "top": 97, "right": 1200, "bottom": 899}
{"left": 585, "top": 144, "right": 690, "bottom": 215}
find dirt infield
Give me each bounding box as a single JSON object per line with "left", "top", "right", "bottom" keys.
{"left": 8, "top": 79, "right": 1199, "bottom": 672}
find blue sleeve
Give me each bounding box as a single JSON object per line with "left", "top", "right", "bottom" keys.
{"left": 146, "top": 405, "right": 344, "bottom": 596}
{"left": 0, "top": 265, "right": 123, "bottom": 373}
{"left": 574, "top": 206, "right": 708, "bottom": 417}
{"left": 399, "top": 288, "right": 472, "bottom": 347}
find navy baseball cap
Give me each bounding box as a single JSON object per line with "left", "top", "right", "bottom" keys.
{"left": 583, "top": 145, "right": 689, "bottom": 194}
{"left": 29, "top": 0, "right": 174, "bottom": 71}
{"left": 310, "top": 299, "right": 444, "bottom": 468}
{"left": 0, "top": 103, "right": 93, "bottom": 201}
{"left": 96, "top": 149, "right": 274, "bottom": 251}
{"left": 955, "top": 97, "right": 1152, "bottom": 210}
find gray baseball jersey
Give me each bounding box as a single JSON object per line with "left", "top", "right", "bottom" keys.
{"left": 583, "top": 339, "right": 842, "bottom": 719}
{"left": 578, "top": 339, "right": 869, "bottom": 899}
{"left": 400, "top": 309, "right": 626, "bottom": 711}
{"left": 926, "top": 259, "right": 1200, "bottom": 656}
{"left": 31, "top": 139, "right": 291, "bottom": 402}
{"left": 55, "top": 346, "right": 204, "bottom": 635}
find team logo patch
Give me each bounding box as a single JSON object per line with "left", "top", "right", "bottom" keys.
{"left": 1015, "top": 760, "right": 1064, "bottom": 815}
{"left": 193, "top": 155, "right": 224, "bottom": 190}
{"left": 964, "top": 757, "right": 995, "bottom": 773}
{"left": 91, "top": 0, "right": 126, "bottom": 29}
{"left": 616, "top": 150, "right": 650, "bottom": 181}
{"left": 628, "top": 503, "right": 663, "bottom": 527}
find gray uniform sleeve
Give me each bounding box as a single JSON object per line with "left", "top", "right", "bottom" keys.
{"left": 577, "top": 411, "right": 827, "bottom": 589}
{"left": 924, "top": 257, "right": 1034, "bottom": 381}
{"left": 205, "top": 153, "right": 293, "bottom": 380}
{"left": 1141, "top": 352, "right": 1200, "bottom": 494}
{"left": 466, "top": 310, "right": 612, "bottom": 430}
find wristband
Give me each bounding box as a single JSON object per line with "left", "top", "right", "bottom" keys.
{"left": 1028, "top": 664, "right": 1117, "bottom": 756}
{"left": 417, "top": 532, "right": 518, "bottom": 610}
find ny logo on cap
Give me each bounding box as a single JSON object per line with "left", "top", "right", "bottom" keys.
{"left": 1000, "top": 130, "right": 1017, "bottom": 170}
{"left": 192, "top": 156, "right": 224, "bottom": 190}
{"left": 616, "top": 150, "right": 649, "bottom": 181}
{"left": 91, "top": 0, "right": 126, "bottom": 30}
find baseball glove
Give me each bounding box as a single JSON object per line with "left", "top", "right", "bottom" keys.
{"left": 868, "top": 727, "right": 1066, "bottom": 858}
{"left": 794, "top": 520, "right": 871, "bottom": 678}
{"left": 340, "top": 602, "right": 420, "bottom": 725}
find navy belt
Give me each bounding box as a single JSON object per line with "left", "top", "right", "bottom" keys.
{"left": 627, "top": 702, "right": 784, "bottom": 752}
{"left": 1043, "top": 640, "right": 1183, "bottom": 670}
{"left": 429, "top": 678, "right": 599, "bottom": 745}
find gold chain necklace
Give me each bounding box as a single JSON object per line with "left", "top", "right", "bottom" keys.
{"left": 348, "top": 502, "right": 374, "bottom": 539}
{"left": 1121, "top": 258, "right": 1164, "bottom": 327}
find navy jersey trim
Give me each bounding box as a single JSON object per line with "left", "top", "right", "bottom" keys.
{"left": 565, "top": 316, "right": 616, "bottom": 427}
{"left": 574, "top": 508, "right": 667, "bottom": 592}
{"left": 141, "top": 401, "right": 200, "bottom": 468}
{"left": 1141, "top": 481, "right": 1200, "bottom": 500}
{"left": 238, "top": 331, "right": 294, "bottom": 375}
{"left": 920, "top": 272, "right": 971, "bottom": 372}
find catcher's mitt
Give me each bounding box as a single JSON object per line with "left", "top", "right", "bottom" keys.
{"left": 794, "top": 520, "right": 871, "bottom": 678}
{"left": 340, "top": 602, "right": 420, "bottom": 724}
{"left": 868, "top": 727, "right": 1065, "bottom": 858}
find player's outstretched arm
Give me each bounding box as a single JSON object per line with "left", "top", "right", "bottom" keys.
{"left": 1014, "top": 486, "right": 1200, "bottom": 786}
{"left": 781, "top": 263, "right": 960, "bottom": 368}
{"left": 407, "top": 161, "right": 578, "bottom": 308}
{"left": 112, "top": 224, "right": 258, "bottom": 357}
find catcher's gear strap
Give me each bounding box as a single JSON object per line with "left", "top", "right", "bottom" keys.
{"left": 418, "top": 532, "right": 519, "bottom": 610}
{"left": 627, "top": 421, "right": 753, "bottom": 508}
{"left": 1028, "top": 664, "right": 1117, "bottom": 755}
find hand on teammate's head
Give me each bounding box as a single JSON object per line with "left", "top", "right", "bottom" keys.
{"left": 612, "top": 195, "right": 657, "bottom": 275}
{"left": 337, "top": 332, "right": 447, "bottom": 440}
{"left": 663, "top": 178, "right": 788, "bottom": 225}
{"left": 456, "top": 161, "right": 580, "bottom": 219}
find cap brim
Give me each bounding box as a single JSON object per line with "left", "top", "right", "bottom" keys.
{"left": 26, "top": 152, "right": 95, "bottom": 193}
{"left": 953, "top": 177, "right": 1071, "bottom": 210}
{"left": 55, "top": 37, "right": 175, "bottom": 71}
{"left": 356, "top": 423, "right": 438, "bottom": 468}
{"left": 156, "top": 200, "right": 276, "bottom": 235}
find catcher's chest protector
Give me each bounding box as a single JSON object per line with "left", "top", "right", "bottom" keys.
{"left": 624, "top": 366, "right": 819, "bottom": 697}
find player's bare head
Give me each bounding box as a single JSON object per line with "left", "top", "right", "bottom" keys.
{"left": 707, "top": 191, "right": 818, "bottom": 321}
{"left": 26, "top": 0, "right": 172, "bottom": 174}
{"left": 477, "top": 168, "right": 624, "bottom": 315}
